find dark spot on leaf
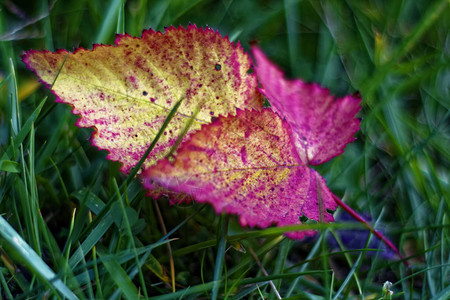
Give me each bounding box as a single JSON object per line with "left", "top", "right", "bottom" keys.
{"left": 299, "top": 215, "right": 309, "bottom": 222}
{"left": 326, "top": 209, "right": 335, "bottom": 214}
{"left": 150, "top": 98, "right": 155, "bottom": 102}
{"left": 135, "top": 134, "right": 138, "bottom": 138}
{"left": 209, "top": 111, "right": 214, "bottom": 115}
{"left": 215, "top": 64, "right": 221, "bottom": 71}
{"left": 143, "top": 91, "right": 148, "bottom": 96}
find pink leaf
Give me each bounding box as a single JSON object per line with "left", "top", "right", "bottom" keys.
{"left": 252, "top": 47, "right": 361, "bottom": 165}
{"left": 143, "top": 109, "right": 338, "bottom": 239}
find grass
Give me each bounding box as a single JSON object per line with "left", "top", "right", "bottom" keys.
{"left": 0, "top": 0, "right": 449, "bottom": 299}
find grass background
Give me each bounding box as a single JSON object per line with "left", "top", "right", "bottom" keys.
{"left": 0, "top": 0, "right": 449, "bottom": 299}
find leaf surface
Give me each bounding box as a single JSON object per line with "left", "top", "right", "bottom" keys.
{"left": 252, "top": 47, "right": 361, "bottom": 165}
{"left": 22, "top": 25, "right": 261, "bottom": 172}
{"left": 143, "top": 109, "right": 337, "bottom": 239}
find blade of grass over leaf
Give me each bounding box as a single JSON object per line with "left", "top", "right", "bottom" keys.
{"left": 64, "top": 100, "right": 182, "bottom": 274}
{"left": 76, "top": 97, "right": 183, "bottom": 246}
{"left": 68, "top": 99, "right": 183, "bottom": 270}
{"left": 35, "top": 53, "right": 68, "bottom": 125}
{"left": 144, "top": 109, "right": 338, "bottom": 239}
{"left": 127, "top": 98, "right": 184, "bottom": 182}
{"left": 22, "top": 25, "right": 261, "bottom": 172}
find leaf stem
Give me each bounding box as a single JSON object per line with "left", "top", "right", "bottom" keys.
{"left": 332, "top": 194, "right": 409, "bottom": 267}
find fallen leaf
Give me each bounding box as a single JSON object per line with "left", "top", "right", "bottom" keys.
{"left": 144, "top": 47, "right": 362, "bottom": 239}
{"left": 144, "top": 109, "right": 338, "bottom": 239}
{"left": 22, "top": 25, "right": 261, "bottom": 172}
{"left": 252, "top": 47, "right": 361, "bottom": 165}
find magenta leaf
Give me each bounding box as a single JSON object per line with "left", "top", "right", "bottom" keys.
{"left": 143, "top": 109, "right": 338, "bottom": 239}
{"left": 252, "top": 47, "right": 361, "bottom": 165}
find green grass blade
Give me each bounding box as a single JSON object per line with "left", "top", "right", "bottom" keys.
{"left": 9, "top": 58, "right": 21, "bottom": 135}
{"left": 150, "top": 271, "right": 327, "bottom": 300}
{"left": 97, "top": 250, "right": 141, "bottom": 299}
{"left": 112, "top": 178, "right": 148, "bottom": 298}
{"left": 126, "top": 98, "right": 183, "bottom": 184}
{"left": 331, "top": 248, "right": 363, "bottom": 300}
{"left": 212, "top": 213, "right": 228, "bottom": 300}
{"left": 1, "top": 98, "right": 46, "bottom": 161}
{"left": 68, "top": 98, "right": 183, "bottom": 269}
{"left": 0, "top": 215, "right": 78, "bottom": 299}
{"left": 0, "top": 268, "right": 14, "bottom": 300}
{"left": 116, "top": 0, "right": 125, "bottom": 35}
{"left": 286, "top": 233, "right": 325, "bottom": 296}
{"left": 95, "top": 0, "right": 123, "bottom": 43}
{"left": 430, "top": 285, "right": 450, "bottom": 300}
